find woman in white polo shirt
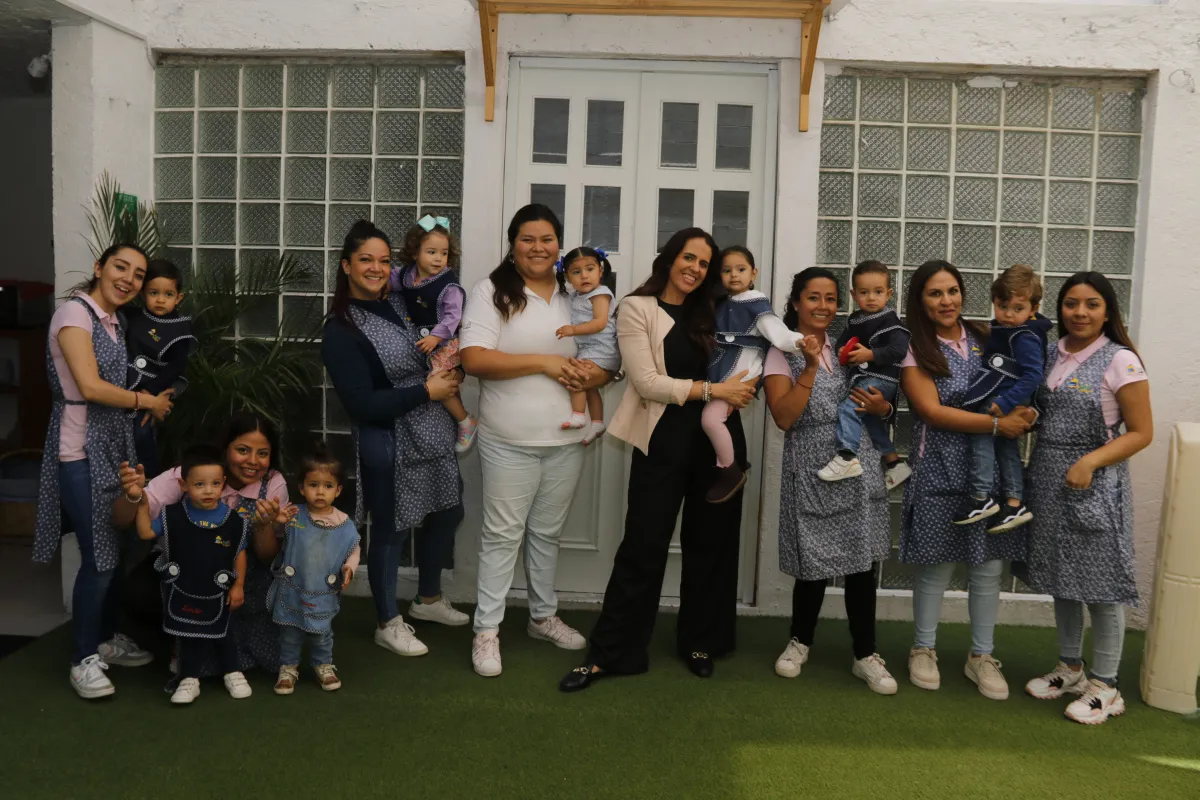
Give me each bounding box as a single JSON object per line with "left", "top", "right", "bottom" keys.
{"left": 460, "top": 203, "right": 613, "bottom": 677}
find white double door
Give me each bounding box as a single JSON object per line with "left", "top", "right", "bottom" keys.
{"left": 504, "top": 58, "right": 778, "bottom": 598}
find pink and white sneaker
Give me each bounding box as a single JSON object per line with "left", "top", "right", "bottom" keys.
{"left": 1065, "top": 678, "right": 1125, "bottom": 725}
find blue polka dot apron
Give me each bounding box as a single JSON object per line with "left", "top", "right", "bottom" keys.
{"left": 155, "top": 502, "right": 248, "bottom": 639}
{"left": 900, "top": 336, "right": 1028, "bottom": 565}
{"left": 349, "top": 294, "right": 460, "bottom": 529}
{"left": 34, "top": 297, "right": 138, "bottom": 571}
{"left": 268, "top": 505, "right": 360, "bottom": 635}
{"left": 778, "top": 353, "right": 891, "bottom": 581}
{"left": 1016, "top": 341, "right": 1138, "bottom": 606}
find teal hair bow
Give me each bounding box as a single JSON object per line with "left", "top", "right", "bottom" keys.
{"left": 418, "top": 214, "right": 451, "bottom": 232}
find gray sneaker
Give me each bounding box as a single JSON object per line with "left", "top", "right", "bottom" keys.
{"left": 97, "top": 634, "right": 153, "bottom": 667}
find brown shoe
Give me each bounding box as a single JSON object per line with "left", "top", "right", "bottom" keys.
{"left": 274, "top": 664, "right": 299, "bottom": 695}
{"left": 315, "top": 663, "right": 342, "bottom": 692}
{"left": 706, "top": 463, "right": 747, "bottom": 503}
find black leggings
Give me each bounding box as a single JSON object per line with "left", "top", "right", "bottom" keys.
{"left": 790, "top": 568, "right": 877, "bottom": 661}
{"left": 178, "top": 634, "right": 239, "bottom": 679}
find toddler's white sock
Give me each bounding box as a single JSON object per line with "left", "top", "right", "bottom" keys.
{"left": 582, "top": 420, "right": 606, "bottom": 445}
{"left": 561, "top": 412, "right": 589, "bottom": 430}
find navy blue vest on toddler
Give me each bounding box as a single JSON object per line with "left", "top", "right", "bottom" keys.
{"left": 964, "top": 314, "right": 1052, "bottom": 410}
{"left": 834, "top": 308, "right": 910, "bottom": 388}
{"left": 708, "top": 293, "right": 774, "bottom": 383}
{"left": 396, "top": 265, "right": 462, "bottom": 338}
{"left": 126, "top": 307, "right": 198, "bottom": 396}
{"left": 155, "top": 502, "right": 248, "bottom": 639}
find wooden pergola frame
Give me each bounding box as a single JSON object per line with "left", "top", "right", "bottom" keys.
{"left": 478, "top": 0, "right": 830, "bottom": 131}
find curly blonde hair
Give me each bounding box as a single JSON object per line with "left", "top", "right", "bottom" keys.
{"left": 399, "top": 222, "right": 461, "bottom": 270}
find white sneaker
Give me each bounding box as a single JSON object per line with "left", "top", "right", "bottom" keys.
{"left": 373, "top": 615, "right": 429, "bottom": 656}
{"left": 171, "top": 677, "right": 200, "bottom": 704}
{"left": 527, "top": 615, "right": 587, "bottom": 650}
{"left": 472, "top": 631, "right": 502, "bottom": 677}
{"left": 908, "top": 647, "right": 940, "bottom": 690}
{"left": 224, "top": 671, "right": 252, "bottom": 699}
{"left": 965, "top": 653, "right": 1010, "bottom": 700}
{"left": 1026, "top": 661, "right": 1088, "bottom": 700}
{"left": 70, "top": 654, "right": 115, "bottom": 699}
{"left": 408, "top": 596, "right": 470, "bottom": 627}
{"left": 883, "top": 461, "right": 912, "bottom": 491}
{"left": 97, "top": 633, "right": 153, "bottom": 667}
{"left": 818, "top": 455, "right": 863, "bottom": 482}
{"left": 1065, "top": 678, "right": 1126, "bottom": 725}
{"left": 774, "top": 638, "right": 810, "bottom": 678}
{"left": 853, "top": 653, "right": 899, "bottom": 695}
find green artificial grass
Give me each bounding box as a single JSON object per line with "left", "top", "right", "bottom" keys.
{"left": 1, "top": 601, "right": 1197, "bottom": 800}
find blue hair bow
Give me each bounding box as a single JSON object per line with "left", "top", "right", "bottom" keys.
{"left": 554, "top": 258, "right": 564, "bottom": 273}
{"left": 418, "top": 214, "right": 451, "bottom": 232}
{"left": 594, "top": 248, "right": 608, "bottom": 260}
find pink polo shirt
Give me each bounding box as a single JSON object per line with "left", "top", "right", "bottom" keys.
{"left": 1045, "top": 334, "right": 1146, "bottom": 428}
{"left": 49, "top": 293, "right": 123, "bottom": 461}
{"left": 144, "top": 467, "right": 290, "bottom": 520}
{"left": 899, "top": 323, "right": 980, "bottom": 456}
{"left": 763, "top": 334, "right": 834, "bottom": 378}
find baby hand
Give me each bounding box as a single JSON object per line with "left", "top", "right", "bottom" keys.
{"left": 228, "top": 585, "right": 245, "bottom": 611}
{"left": 988, "top": 403, "right": 1003, "bottom": 417}
{"left": 341, "top": 564, "right": 354, "bottom": 590}
{"left": 556, "top": 325, "right": 575, "bottom": 339}
{"left": 276, "top": 503, "right": 299, "bottom": 525}
{"left": 846, "top": 343, "right": 874, "bottom": 365}
{"left": 416, "top": 335, "right": 442, "bottom": 354}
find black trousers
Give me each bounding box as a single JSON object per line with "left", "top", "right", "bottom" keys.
{"left": 178, "top": 634, "right": 239, "bottom": 679}
{"left": 790, "top": 568, "right": 878, "bottom": 661}
{"left": 588, "top": 406, "right": 746, "bottom": 674}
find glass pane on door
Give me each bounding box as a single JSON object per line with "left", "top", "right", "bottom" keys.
{"left": 586, "top": 100, "right": 624, "bottom": 167}
{"left": 657, "top": 188, "right": 694, "bottom": 250}
{"left": 660, "top": 103, "right": 699, "bottom": 168}
{"left": 531, "top": 184, "right": 567, "bottom": 231}
{"left": 712, "top": 190, "right": 750, "bottom": 247}
{"left": 582, "top": 186, "right": 621, "bottom": 252}
{"left": 533, "top": 98, "right": 569, "bottom": 164}
{"left": 716, "top": 105, "right": 753, "bottom": 170}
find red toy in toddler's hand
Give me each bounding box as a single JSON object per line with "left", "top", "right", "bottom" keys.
{"left": 838, "top": 336, "right": 860, "bottom": 366}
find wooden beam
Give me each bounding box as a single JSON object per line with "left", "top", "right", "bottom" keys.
{"left": 492, "top": 1, "right": 821, "bottom": 18}
{"left": 480, "top": 0, "right": 499, "bottom": 121}
{"left": 798, "top": 5, "right": 823, "bottom": 132}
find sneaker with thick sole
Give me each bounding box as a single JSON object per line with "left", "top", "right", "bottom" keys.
{"left": 883, "top": 460, "right": 912, "bottom": 491}
{"left": 408, "top": 596, "right": 470, "bottom": 627}
{"left": 853, "top": 654, "right": 899, "bottom": 695}
{"left": 988, "top": 505, "right": 1033, "bottom": 534}
{"left": 374, "top": 615, "right": 429, "bottom": 656}
{"left": 952, "top": 496, "right": 1000, "bottom": 525}
{"left": 472, "top": 632, "right": 502, "bottom": 677}
{"left": 274, "top": 665, "right": 299, "bottom": 695}
{"left": 315, "top": 664, "right": 341, "bottom": 692}
{"left": 1026, "top": 661, "right": 1088, "bottom": 700}
{"left": 224, "top": 671, "right": 252, "bottom": 699}
{"left": 908, "top": 647, "right": 941, "bottom": 691}
{"left": 1065, "top": 679, "right": 1125, "bottom": 725}
{"left": 527, "top": 615, "right": 587, "bottom": 650}
{"left": 70, "top": 654, "right": 115, "bottom": 699}
{"left": 97, "top": 633, "right": 153, "bottom": 667}
{"left": 818, "top": 455, "right": 863, "bottom": 482}
{"left": 171, "top": 677, "right": 201, "bottom": 704}
{"left": 965, "top": 653, "right": 1010, "bottom": 700}
{"left": 706, "top": 463, "right": 747, "bottom": 503}
{"left": 774, "top": 638, "right": 810, "bottom": 678}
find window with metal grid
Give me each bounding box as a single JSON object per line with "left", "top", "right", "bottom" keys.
{"left": 818, "top": 72, "right": 1143, "bottom": 594}
{"left": 153, "top": 60, "right": 466, "bottom": 564}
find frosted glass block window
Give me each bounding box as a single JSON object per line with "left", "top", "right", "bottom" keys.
{"left": 818, "top": 73, "right": 1143, "bottom": 594}
{"left": 154, "top": 59, "right": 466, "bottom": 475}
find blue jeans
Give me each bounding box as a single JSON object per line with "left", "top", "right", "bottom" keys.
{"left": 1055, "top": 598, "right": 1125, "bottom": 685}
{"left": 835, "top": 376, "right": 897, "bottom": 457}
{"left": 132, "top": 418, "right": 161, "bottom": 479}
{"left": 968, "top": 395, "right": 1024, "bottom": 502}
{"left": 359, "top": 426, "right": 463, "bottom": 624}
{"left": 912, "top": 559, "right": 1003, "bottom": 655}
{"left": 279, "top": 625, "right": 334, "bottom": 667}
{"left": 60, "top": 460, "right": 120, "bottom": 665}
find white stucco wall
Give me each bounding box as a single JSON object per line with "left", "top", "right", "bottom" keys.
{"left": 54, "top": 0, "right": 1200, "bottom": 627}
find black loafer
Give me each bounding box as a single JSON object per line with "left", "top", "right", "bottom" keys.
{"left": 559, "top": 664, "right": 605, "bottom": 693}
{"left": 686, "top": 652, "right": 714, "bottom": 678}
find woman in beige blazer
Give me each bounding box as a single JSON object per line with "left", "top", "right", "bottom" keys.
{"left": 559, "top": 228, "right": 757, "bottom": 692}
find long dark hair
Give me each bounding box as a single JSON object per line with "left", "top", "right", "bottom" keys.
{"left": 557, "top": 246, "right": 615, "bottom": 295}
{"left": 330, "top": 220, "right": 391, "bottom": 332}
{"left": 220, "top": 410, "right": 282, "bottom": 476}
{"left": 1056, "top": 271, "right": 1140, "bottom": 360}
{"left": 491, "top": 204, "right": 564, "bottom": 321}
{"left": 628, "top": 227, "right": 720, "bottom": 355}
{"left": 904, "top": 260, "right": 988, "bottom": 377}
{"left": 782, "top": 267, "right": 841, "bottom": 330}
{"left": 64, "top": 242, "right": 149, "bottom": 298}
